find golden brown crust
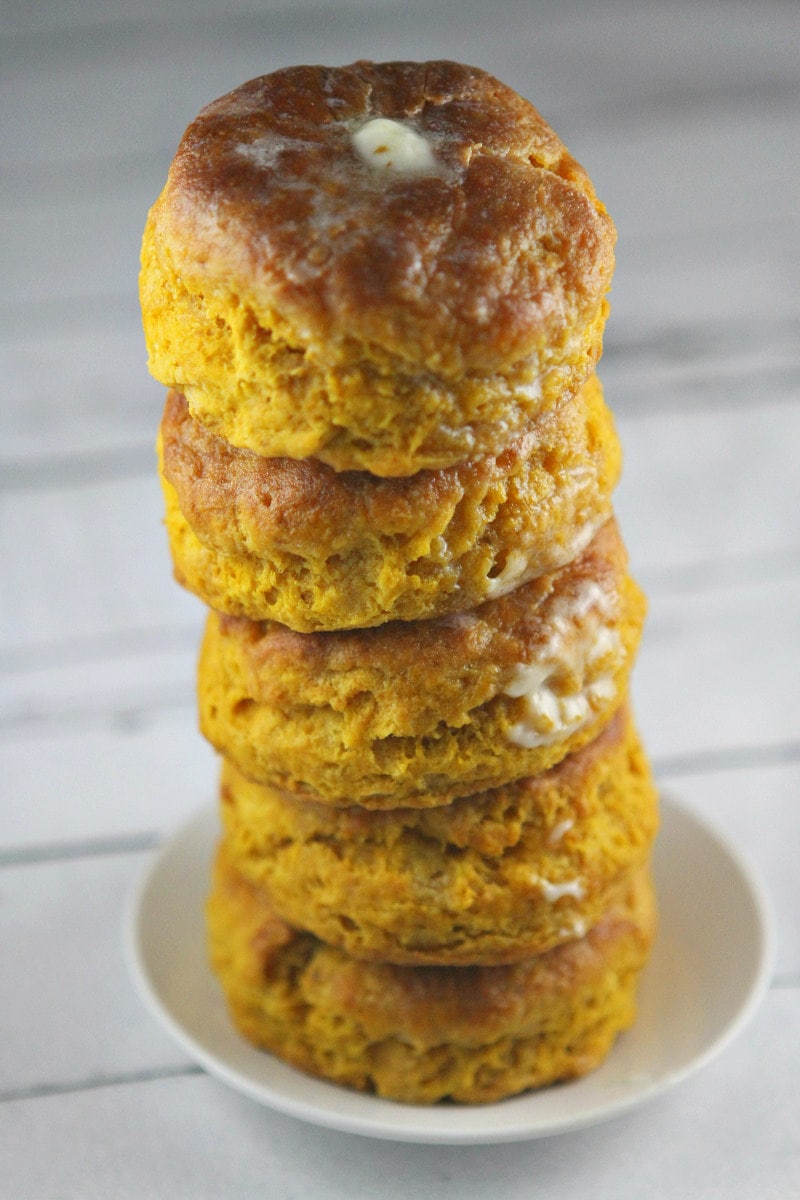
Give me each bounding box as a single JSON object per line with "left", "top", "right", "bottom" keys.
{"left": 159, "top": 375, "right": 622, "bottom": 629}
{"left": 151, "top": 60, "right": 613, "bottom": 376}
{"left": 197, "top": 519, "right": 647, "bottom": 806}
{"left": 219, "top": 706, "right": 659, "bottom": 964}
{"left": 141, "top": 61, "right": 616, "bottom": 472}
{"left": 207, "top": 853, "right": 657, "bottom": 1103}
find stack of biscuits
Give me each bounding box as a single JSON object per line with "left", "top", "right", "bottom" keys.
{"left": 140, "top": 60, "right": 658, "bottom": 1105}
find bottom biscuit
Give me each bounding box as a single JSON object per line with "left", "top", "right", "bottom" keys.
{"left": 207, "top": 851, "right": 657, "bottom": 1105}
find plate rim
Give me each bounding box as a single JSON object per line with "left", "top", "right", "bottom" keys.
{"left": 123, "top": 791, "right": 775, "bottom": 1145}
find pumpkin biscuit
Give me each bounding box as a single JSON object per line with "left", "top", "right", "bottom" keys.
{"left": 219, "top": 706, "right": 658, "bottom": 965}
{"left": 159, "top": 374, "right": 621, "bottom": 631}
{"left": 207, "top": 851, "right": 656, "bottom": 1104}
{"left": 197, "top": 520, "right": 646, "bottom": 807}
{"left": 141, "top": 60, "right": 615, "bottom": 475}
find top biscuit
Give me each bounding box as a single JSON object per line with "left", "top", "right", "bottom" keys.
{"left": 141, "top": 61, "right": 616, "bottom": 475}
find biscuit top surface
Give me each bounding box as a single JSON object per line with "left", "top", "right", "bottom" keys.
{"left": 153, "top": 60, "right": 615, "bottom": 376}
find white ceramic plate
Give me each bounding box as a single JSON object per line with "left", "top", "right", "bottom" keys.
{"left": 124, "top": 793, "right": 774, "bottom": 1144}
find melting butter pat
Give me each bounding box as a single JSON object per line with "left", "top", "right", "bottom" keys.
{"left": 501, "top": 576, "right": 625, "bottom": 750}
{"left": 352, "top": 118, "right": 437, "bottom": 174}
{"left": 531, "top": 875, "right": 586, "bottom": 903}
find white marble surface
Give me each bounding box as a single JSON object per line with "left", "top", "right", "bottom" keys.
{"left": 2, "top": 1, "right": 798, "bottom": 1195}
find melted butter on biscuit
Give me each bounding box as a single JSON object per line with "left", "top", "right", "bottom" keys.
{"left": 503, "top": 580, "right": 623, "bottom": 750}
{"left": 352, "top": 118, "right": 438, "bottom": 174}
{"left": 530, "top": 875, "right": 586, "bottom": 903}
